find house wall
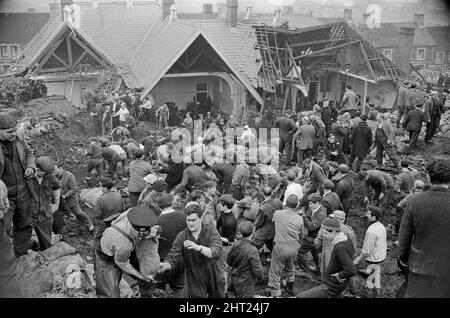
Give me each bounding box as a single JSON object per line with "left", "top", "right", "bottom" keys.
{"left": 150, "top": 73, "right": 246, "bottom": 118}
{"left": 410, "top": 45, "right": 434, "bottom": 68}
{"left": 0, "top": 42, "right": 23, "bottom": 74}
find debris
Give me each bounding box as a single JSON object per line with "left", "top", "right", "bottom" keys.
{"left": 40, "top": 241, "right": 77, "bottom": 263}
{"left": 79, "top": 187, "right": 104, "bottom": 208}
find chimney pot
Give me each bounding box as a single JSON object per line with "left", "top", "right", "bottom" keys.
{"left": 244, "top": 5, "right": 252, "bottom": 20}
{"left": 395, "top": 27, "right": 416, "bottom": 74}
{"left": 162, "top": 0, "right": 175, "bottom": 20}
{"left": 344, "top": 7, "right": 353, "bottom": 23}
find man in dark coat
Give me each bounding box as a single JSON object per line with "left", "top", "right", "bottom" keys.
{"left": 212, "top": 162, "right": 235, "bottom": 194}
{"left": 333, "top": 164, "right": 354, "bottom": 214}
{"left": 349, "top": 115, "right": 373, "bottom": 172}
{"left": 0, "top": 114, "right": 36, "bottom": 256}
{"left": 396, "top": 80, "right": 410, "bottom": 128}
{"left": 358, "top": 169, "right": 394, "bottom": 208}
{"left": 274, "top": 116, "right": 298, "bottom": 165}
{"left": 424, "top": 92, "right": 444, "bottom": 143}
{"left": 398, "top": 158, "right": 450, "bottom": 298}
{"left": 321, "top": 99, "right": 336, "bottom": 134}
{"left": 321, "top": 179, "right": 342, "bottom": 215}
{"left": 403, "top": 103, "right": 426, "bottom": 153}
{"left": 158, "top": 204, "right": 224, "bottom": 298}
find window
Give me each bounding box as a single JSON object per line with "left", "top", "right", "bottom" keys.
{"left": 0, "top": 45, "right": 9, "bottom": 58}
{"left": 196, "top": 83, "right": 208, "bottom": 103}
{"left": 3, "top": 64, "right": 9, "bottom": 74}
{"left": 10, "top": 45, "right": 19, "bottom": 58}
{"left": 383, "top": 49, "right": 393, "bottom": 60}
{"left": 416, "top": 48, "right": 426, "bottom": 61}
{"left": 436, "top": 52, "right": 445, "bottom": 64}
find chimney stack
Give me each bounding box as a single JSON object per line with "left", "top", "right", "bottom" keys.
{"left": 344, "top": 8, "right": 353, "bottom": 23}
{"left": 60, "top": 0, "right": 73, "bottom": 21}
{"left": 395, "top": 27, "right": 415, "bottom": 74}
{"left": 226, "top": 0, "right": 238, "bottom": 27}
{"left": 360, "top": 13, "right": 370, "bottom": 28}
{"left": 169, "top": 4, "right": 177, "bottom": 22}
{"left": 162, "top": 0, "right": 175, "bottom": 20}
{"left": 49, "top": 3, "right": 60, "bottom": 17}
{"left": 413, "top": 13, "right": 424, "bottom": 27}
{"left": 283, "top": 5, "right": 294, "bottom": 15}
{"left": 27, "top": 8, "right": 38, "bottom": 13}
{"left": 244, "top": 5, "right": 252, "bottom": 20}
{"left": 203, "top": 3, "right": 213, "bottom": 18}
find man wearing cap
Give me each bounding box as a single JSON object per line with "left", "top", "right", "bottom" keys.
{"left": 359, "top": 170, "right": 395, "bottom": 207}
{"left": 395, "top": 160, "right": 419, "bottom": 198}
{"left": 138, "top": 174, "right": 157, "bottom": 204}
{"left": 101, "top": 145, "right": 121, "bottom": 179}
{"left": 396, "top": 80, "right": 410, "bottom": 128}
{"left": 158, "top": 204, "right": 225, "bottom": 298}
{"left": 349, "top": 114, "right": 372, "bottom": 172}
{"left": 94, "top": 178, "right": 126, "bottom": 248}
{"left": 334, "top": 164, "right": 354, "bottom": 214}
{"left": 321, "top": 99, "right": 338, "bottom": 134}
{"left": 0, "top": 113, "right": 36, "bottom": 256}
{"left": 27, "top": 156, "right": 61, "bottom": 251}
{"left": 153, "top": 193, "right": 187, "bottom": 297}
{"left": 95, "top": 206, "right": 159, "bottom": 298}
{"left": 127, "top": 149, "right": 153, "bottom": 207}
{"left": 253, "top": 186, "right": 283, "bottom": 251}
{"left": 321, "top": 179, "right": 342, "bottom": 216}
{"left": 156, "top": 149, "right": 185, "bottom": 192}
{"left": 404, "top": 83, "right": 418, "bottom": 118}
{"left": 354, "top": 206, "right": 387, "bottom": 297}
{"left": 303, "top": 158, "right": 326, "bottom": 195}
{"left": 398, "top": 159, "right": 450, "bottom": 297}
{"left": 139, "top": 179, "right": 167, "bottom": 215}
{"left": 268, "top": 194, "right": 304, "bottom": 297}
{"left": 374, "top": 113, "right": 399, "bottom": 169}
{"left": 403, "top": 102, "right": 426, "bottom": 152}
{"left": 297, "top": 193, "right": 327, "bottom": 273}
{"left": 86, "top": 137, "right": 103, "bottom": 184}
{"left": 324, "top": 133, "right": 347, "bottom": 165}
{"left": 54, "top": 162, "right": 94, "bottom": 233}
{"left": 395, "top": 179, "right": 425, "bottom": 236}
{"left": 274, "top": 116, "right": 298, "bottom": 166}
{"left": 297, "top": 217, "right": 357, "bottom": 298}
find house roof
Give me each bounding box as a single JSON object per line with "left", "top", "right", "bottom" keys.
{"left": 240, "top": 12, "right": 323, "bottom": 29}
{"left": 0, "top": 12, "right": 49, "bottom": 45}
{"left": 359, "top": 23, "right": 436, "bottom": 48}
{"left": 426, "top": 26, "right": 450, "bottom": 52}
{"left": 15, "top": 2, "right": 162, "bottom": 68}
{"left": 129, "top": 19, "right": 264, "bottom": 104}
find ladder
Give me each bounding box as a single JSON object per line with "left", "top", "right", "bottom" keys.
{"left": 254, "top": 25, "right": 279, "bottom": 92}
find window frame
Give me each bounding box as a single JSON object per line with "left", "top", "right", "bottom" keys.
{"left": 10, "top": 45, "right": 19, "bottom": 58}
{"left": 435, "top": 52, "right": 445, "bottom": 64}
{"left": 0, "top": 45, "right": 10, "bottom": 58}
{"left": 416, "top": 48, "right": 426, "bottom": 61}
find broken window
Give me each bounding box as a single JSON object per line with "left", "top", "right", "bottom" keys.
{"left": 436, "top": 52, "right": 445, "bottom": 64}
{"left": 416, "top": 48, "right": 426, "bottom": 61}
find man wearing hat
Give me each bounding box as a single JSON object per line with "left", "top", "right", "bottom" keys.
{"left": 158, "top": 204, "right": 225, "bottom": 298}
{"left": 297, "top": 193, "right": 327, "bottom": 274}
{"left": 320, "top": 99, "right": 337, "bottom": 134}
{"left": 154, "top": 193, "right": 187, "bottom": 297}
{"left": 349, "top": 114, "right": 372, "bottom": 172}
{"left": 354, "top": 206, "right": 386, "bottom": 298}
{"left": 321, "top": 179, "right": 342, "bottom": 216}
{"left": 396, "top": 80, "right": 410, "bottom": 128}
{"left": 0, "top": 113, "right": 36, "bottom": 256}
{"left": 268, "top": 194, "right": 304, "bottom": 297}
{"left": 128, "top": 149, "right": 154, "bottom": 207}
{"left": 27, "top": 156, "right": 61, "bottom": 251}
{"left": 95, "top": 206, "right": 159, "bottom": 298}
{"left": 86, "top": 137, "right": 104, "bottom": 184}
{"left": 139, "top": 179, "right": 167, "bottom": 215}
{"left": 334, "top": 164, "right": 354, "bottom": 214}
{"left": 404, "top": 82, "right": 418, "bottom": 118}
{"left": 94, "top": 178, "right": 126, "bottom": 248}
{"left": 297, "top": 217, "right": 357, "bottom": 298}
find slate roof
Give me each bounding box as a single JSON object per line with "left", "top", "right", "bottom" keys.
{"left": 0, "top": 12, "right": 49, "bottom": 45}
{"left": 426, "top": 26, "right": 450, "bottom": 52}
{"left": 240, "top": 12, "right": 323, "bottom": 29}
{"left": 16, "top": 1, "right": 162, "bottom": 68}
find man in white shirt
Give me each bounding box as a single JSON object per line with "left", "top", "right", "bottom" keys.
{"left": 353, "top": 206, "right": 387, "bottom": 297}
{"left": 113, "top": 102, "right": 130, "bottom": 127}
{"left": 108, "top": 144, "right": 127, "bottom": 177}
{"left": 283, "top": 171, "right": 303, "bottom": 206}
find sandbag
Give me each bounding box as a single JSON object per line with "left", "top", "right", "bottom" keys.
{"left": 40, "top": 241, "right": 77, "bottom": 262}
{"left": 15, "top": 250, "right": 45, "bottom": 277}
{"left": 79, "top": 187, "right": 103, "bottom": 208}
{"left": 19, "top": 267, "right": 54, "bottom": 297}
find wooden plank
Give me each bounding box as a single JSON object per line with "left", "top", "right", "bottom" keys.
{"left": 359, "top": 42, "right": 376, "bottom": 81}
{"left": 66, "top": 34, "right": 73, "bottom": 67}
{"left": 73, "top": 51, "right": 88, "bottom": 67}
{"left": 290, "top": 37, "right": 347, "bottom": 48}
{"left": 33, "top": 36, "right": 67, "bottom": 74}
{"left": 362, "top": 80, "right": 368, "bottom": 115}
{"left": 52, "top": 53, "right": 70, "bottom": 68}
{"left": 294, "top": 40, "right": 361, "bottom": 60}
{"left": 187, "top": 52, "right": 203, "bottom": 69}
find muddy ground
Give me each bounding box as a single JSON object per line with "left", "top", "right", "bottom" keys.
{"left": 16, "top": 96, "right": 450, "bottom": 298}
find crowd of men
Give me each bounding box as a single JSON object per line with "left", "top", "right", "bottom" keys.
{"left": 1, "top": 78, "right": 449, "bottom": 299}
{"left": 0, "top": 78, "right": 47, "bottom": 105}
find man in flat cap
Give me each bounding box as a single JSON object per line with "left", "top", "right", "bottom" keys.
{"left": 0, "top": 113, "right": 36, "bottom": 256}
{"left": 95, "top": 206, "right": 159, "bottom": 298}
